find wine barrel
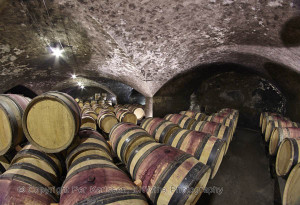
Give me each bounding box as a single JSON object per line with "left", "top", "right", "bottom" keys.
{"left": 78, "top": 101, "right": 84, "bottom": 108}
{"left": 276, "top": 138, "right": 300, "bottom": 176}
{"left": 282, "top": 163, "right": 300, "bottom": 205}
{"left": 0, "top": 94, "right": 30, "bottom": 155}
{"left": 66, "top": 128, "right": 112, "bottom": 169}
{"left": 109, "top": 123, "right": 155, "bottom": 163}
{"left": 81, "top": 107, "right": 93, "bottom": 115}
{"left": 82, "top": 110, "right": 98, "bottom": 121}
{"left": 11, "top": 144, "right": 64, "bottom": 179}
{"left": 140, "top": 118, "right": 180, "bottom": 143}
{"left": 0, "top": 177, "right": 57, "bottom": 204}
{"left": 259, "top": 112, "right": 282, "bottom": 128}
{"left": 127, "top": 105, "right": 145, "bottom": 120}
{"left": 167, "top": 129, "right": 226, "bottom": 179}
{"left": 97, "top": 110, "right": 119, "bottom": 133}
{"left": 22, "top": 91, "right": 81, "bottom": 153}
{"left": 262, "top": 115, "right": 289, "bottom": 134}
{"left": 81, "top": 114, "right": 97, "bottom": 130}
{"left": 1, "top": 162, "right": 59, "bottom": 190}
{"left": 269, "top": 127, "right": 300, "bottom": 156}
{"left": 265, "top": 120, "right": 300, "bottom": 142}
{"left": 165, "top": 114, "right": 196, "bottom": 129}
{"left": 127, "top": 142, "right": 211, "bottom": 205}
{"left": 194, "top": 113, "right": 207, "bottom": 121}
{"left": 179, "top": 111, "right": 195, "bottom": 118}
{"left": 92, "top": 104, "right": 102, "bottom": 114}
{"left": 90, "top": 100, "right": 97, "bottom": 106}
{"left": 215, "top": 112, "right": 238, "bottom": 131}
{"left": 116, "top": 109, "right": 137, "bottom": 124}
{"left": 60, "top": 156, "right": 147, "bottom": 205}
{"left": 190, "top": 121, "right": 232, "bottom": 153}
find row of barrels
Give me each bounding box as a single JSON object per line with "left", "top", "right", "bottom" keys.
{"left": 259, "top": 112, "right": 300, "bottom": 205}
{"left": 79, "top": 102, "right": 145, "bottom": 134}
{"left": 165, "top": 108, "right": 239, "bottom": 153}
{"left": 0, "top": 127, "right": 150, "bottom": 204}
{"left": 109, "top": 122, "right": 211, "bottom": 205}
{"left": 140, "top": 118, "right": 226, "bottom": 179}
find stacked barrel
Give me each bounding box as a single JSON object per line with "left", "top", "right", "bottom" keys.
{"left": 0, "top": 94, "right": 31, "bottom": 174}
{"left": 259, "top": 112, "right": 300, "bottom": 205}
{"left": 165, "top": 108, "right": 239, "bottom": 154}
{"left": 140, "top": 118, "right": 226, "bottom": 179}
{"left": 60, "top": 128, "right": 147, "bottom": 205}
{"left": 109, "top": 122, "right": 211, "bottom": 205}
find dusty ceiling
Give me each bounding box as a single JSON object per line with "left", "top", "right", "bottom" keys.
{"left": 0, "top": 0, "right": 300, "bottom": 97}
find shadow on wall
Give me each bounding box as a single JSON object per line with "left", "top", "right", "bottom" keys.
{"left": 264, "top": 62, "right": 300, "bottom": 123}
{"left": 280, "top": 15, "right": 300, "bottom": 47}
{"left": 4, "top": 85, "right": 37, "bottom": 98}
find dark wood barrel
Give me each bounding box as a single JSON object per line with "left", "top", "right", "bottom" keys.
{"left": 22, "top": 91, "right": 81, "bottom": 153}
{"left": 164, "top": 114, "right": 196, "bottom": 129}
{"left": 81, "top": 114, "right": 97, "bottom": 130}
{"left": 282, "top": 163, "right": 300, "bottom": 205}
{"left": 262, "top": 115, "right": 289, "bottom": 134}
{"left": 127, "top": 105, "right": 145, "bottom": 120}
{"left": 265, "top": 120, "right": 300, "bottom": 142}
{"left": 259, "top": 112, "right": 283, "bottom": 128}
{"left": 97, "top": 109, "right": 119, "bottom": 133}
{"left": 127, "top": 142, "right": 211, "bottom": 205}
{"left": 270, "top": 127, "right": 300, "bottom": 156}
{"left": 60, "top": 156, "right": 147, "bottom": 205}
{"left": 167, "top": 129, "right": 226, "bottom": 179}
{"left": 141, "top": 118, "right": 181, "bottom": 143}
{"left": 0, "top": 94, "right": 30, "bottom": 155}
{"left": 206, "top": 114, "right": 236, "bottom": 135}
{"left": 0, "top": 177, "right": 57, "bottom": 204}
{"left": 11, "top": 144, "right": 64, "bottom": 180}
{"left": 109, "top": 123, "right": 155, "bottom": 163}
{"left": 66, "top": 128, "right": 112, "bottom": 169}
{"left": 190, "top": 121, "right": 232, "bottom": 153}
{"left": 116, "top": 109, "right": 137, "bottom": 124}
{"left": 276, "top": 138, "right": 300, "bottom": 177}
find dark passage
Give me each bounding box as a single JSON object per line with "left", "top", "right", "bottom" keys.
{"left": 197, "top": 128, "right": 276, "bottom": 205}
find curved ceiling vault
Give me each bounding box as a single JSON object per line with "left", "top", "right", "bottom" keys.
{"left": 0, "top": 0, "right": 299, "bottom": 97}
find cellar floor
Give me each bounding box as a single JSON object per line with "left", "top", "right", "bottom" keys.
{"left": 197, "top": 127, "right": 280, "bottom": 205}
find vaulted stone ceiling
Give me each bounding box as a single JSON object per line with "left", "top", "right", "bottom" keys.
{"left": 0, "top": 0, "right": 299, "bottom": 96}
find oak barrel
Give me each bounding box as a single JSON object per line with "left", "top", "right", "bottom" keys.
{"left": 0, "top": 94, "right": 30, "bottom": 155}
{"left": 190, "top": 121, "right": 232, "bottom": 153}
{"left": 127, "top": 142, "right": 211, "bottom": 205}
{"left": 81, "top": 114, "right": 97, "bottom": 130}
{"left": 0, "top": 177, "right": 57, "bottom": 204}
{"left": 127, "top": 105, "right": 145, "bottom": 120}
{"left": 262, "top": 115, "right": 288, "bottom": 134}
{"left": 66, "top": 128, "right": 112, "bottom": 169}
{"left": 140, "top": 118, "right": 180, "bottom": 143}
{"left": 165, "top": 114, "right": 196, "bottom": 129}
{"left": 276, "top": 138, "right": 300, "bottom": 176}
{"left": 265, "top": 120, "right": 299, "bottom": 142}
{"left": 109, "top": 123, "right": 155, "bottom": 163}
{"left": 167, "top": 129, "right": 226, "bottom": 179}
{"left": 97, "top": 109, "right": 119, "bottom": 133}
{"left": 60, "top": 156, "right": 147, "bottom": 205}
{"left": 22, "top": 91, "right": 81, "bottom": 153}
{"left": 269, "top": 127, "right": 300, "bottom": 156}
{"left": 116, "top": 109, "right": 137, "bottom": 124}
{"left": 282, "top": 163, "right": 300, "bottom": 205}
